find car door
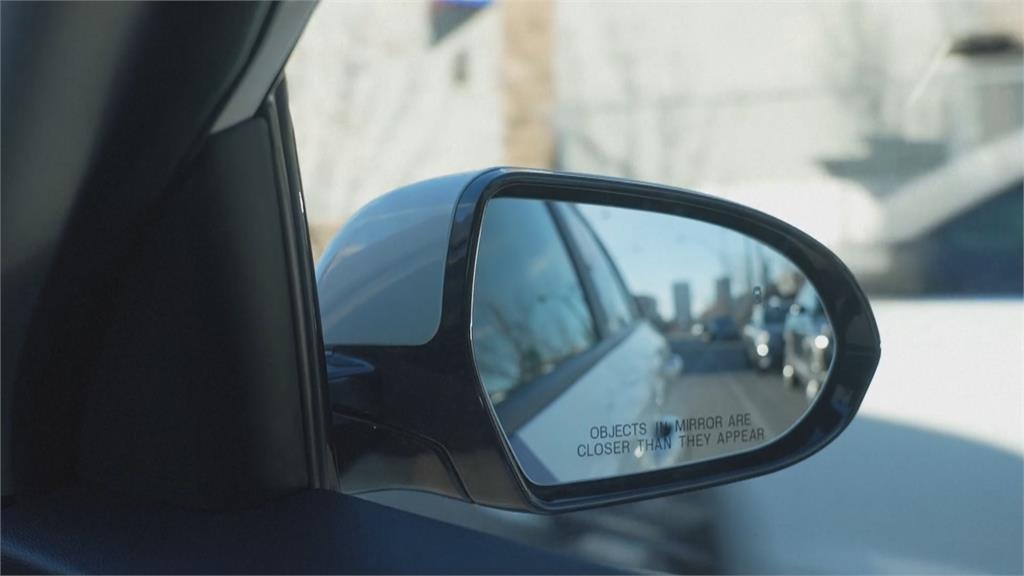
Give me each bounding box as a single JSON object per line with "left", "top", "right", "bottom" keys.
{"left": 473, "top": 198, "right": 679, "bottom": 484}
{"left": 0, "top": 4, "right": 609, "bottom": 573}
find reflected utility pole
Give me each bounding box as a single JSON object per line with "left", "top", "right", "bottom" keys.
{"left": 503, "top": 0, "right": 554, "bottom": 169}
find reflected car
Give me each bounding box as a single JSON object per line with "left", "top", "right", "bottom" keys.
{"left": 782, "top": 283, "right": 833, "bottom": 395}
{"left": 742, "top": 297, "right": 791, "bottom": 371}
{"left": 472, "top": 199, "right": 681, "bottom": 484}
{"left": 702, "top": 315, "right": 739, "bottom": 341}
{"left": 838, "top": 133, "right": 1023, "bottom": 298}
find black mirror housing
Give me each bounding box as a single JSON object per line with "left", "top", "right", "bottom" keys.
{"left": 318, "top": 168, "right": 880, "bottom": 512}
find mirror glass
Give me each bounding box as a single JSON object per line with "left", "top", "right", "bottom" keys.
{"left": 471, "top": 197, "right": 834, "bottom": 485}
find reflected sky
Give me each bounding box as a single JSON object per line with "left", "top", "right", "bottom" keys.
{"left": 578, "top": 204, "right": 798, "bottom": 319}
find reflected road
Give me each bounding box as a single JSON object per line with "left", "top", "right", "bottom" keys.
{"left": 661, "top": 369, "right": 811, "bottom": 462}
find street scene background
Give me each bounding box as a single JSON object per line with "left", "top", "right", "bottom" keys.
{"left": 287, "top": 1, "right": 1023, "bottom": 573}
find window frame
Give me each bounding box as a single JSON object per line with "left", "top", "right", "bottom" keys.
{"left": 549, "top": 202, "right": 639, "bottom": 338}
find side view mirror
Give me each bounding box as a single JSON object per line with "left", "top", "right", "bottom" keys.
{"left": 317, "top": 168, "right": 880, "bottom": 512}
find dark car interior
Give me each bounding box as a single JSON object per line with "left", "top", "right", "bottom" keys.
{"left": 1, "top": 3, "right": 607, "bottom": 573}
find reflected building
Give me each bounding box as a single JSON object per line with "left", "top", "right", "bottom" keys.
{"left": 715, "top": 277, "right": 733, "bottom": 315}
{"left": 672, "top": 282, "right": 692, "bottom": 330}
{"left": 635, "top": 295, "right": 661, "bottom": 324}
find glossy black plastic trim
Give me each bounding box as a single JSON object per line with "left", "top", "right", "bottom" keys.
{"left": 328, "top": 167, "right": 880, "bottom": 512}
{"left": 265, "top": 81, "right": 333, "bottom": 490}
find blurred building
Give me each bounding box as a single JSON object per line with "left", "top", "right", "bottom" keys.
{"left": 671, "top": 282, "right": 692, "bottom": 331}
{"left": 714, "top": 277, "right": 732, "bottom": 316}
{"left": 634, "top": 295, "right": 661, "bottom": 325}
{"left": 554, "top": 1, "right": 1023, "bottom": 248}
{"left": 289, "top": 1, "right": 1021, "bottom": 259}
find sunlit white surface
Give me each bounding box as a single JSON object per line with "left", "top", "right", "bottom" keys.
{"left": 863, "top": 299, "right": 1023, "bottom": 455}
